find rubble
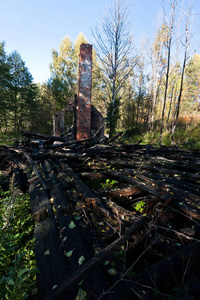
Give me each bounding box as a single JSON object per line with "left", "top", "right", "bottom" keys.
{"left": 1, "top": 134, "right": 200, "bottom": 299}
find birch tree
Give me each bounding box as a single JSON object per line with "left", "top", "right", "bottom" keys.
{"left": 171, "top": 5, "right": 192, "bottom": 141}
{"left": 92, "top": 0, "right": 135, "bottom": 137}
{"left": 148, "top": 23, "right": 168, "bottom": 131}
{"left": 160, "top": 0, "right": 178, "bottom": 136}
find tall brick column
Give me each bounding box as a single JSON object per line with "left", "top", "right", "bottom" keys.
{"left": 76, "top": 44, "right": 92, "bottom": 140}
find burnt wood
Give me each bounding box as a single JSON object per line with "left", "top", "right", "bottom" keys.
{"left": 1, "top": 141, "right": 200, "bottom": 300}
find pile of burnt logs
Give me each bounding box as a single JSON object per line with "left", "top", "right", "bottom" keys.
{"left": 1, "top": 130, "right": 200, "bottom": 300}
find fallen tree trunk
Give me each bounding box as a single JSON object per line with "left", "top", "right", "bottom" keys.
{"left": 21, "top": 130, "right": 68, "bottom": 142}
{"left": 50, "top": 125, "right": 105, "bottom": 149}
{"left": 105, "top": 132, "right": 124, "bottom": 144}
{"left": 24, "top": 152, "right": 49, "bottom": 192}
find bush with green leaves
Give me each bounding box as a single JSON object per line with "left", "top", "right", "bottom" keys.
{"left": 0, "top": 189, "right": 38, "bottom": 300}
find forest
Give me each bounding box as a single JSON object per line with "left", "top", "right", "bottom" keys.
{"left": 0, "top": 0, "right": 200, "bottom": 299}
{"left": 0, "top": 0, "right": 200, "bottom": 148}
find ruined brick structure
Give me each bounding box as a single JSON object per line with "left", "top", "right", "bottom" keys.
{"left": 52, "top": 43, "right": 104, "bottom": 141}
{"left": 52, "top": 110, "right": 65, "bottom": 137}
{"left": 52, "top": 104, "right": 74, "bottom": 137}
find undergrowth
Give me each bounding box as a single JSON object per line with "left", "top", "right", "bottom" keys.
{"left": 0, "top": 131, "right": 22, "bottom": 146}
{"left": 122, "top": 118, "right": 200, "bottom": 150}
{"left": 0, "top": 188, "right": 38, "bottom": 300}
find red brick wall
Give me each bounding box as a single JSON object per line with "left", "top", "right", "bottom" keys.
{"left": 76, "top": 44, "right": 92, "bottom": 140}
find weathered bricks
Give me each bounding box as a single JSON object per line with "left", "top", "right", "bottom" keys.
{"left": 76, "top": 44, "right": 92, "bottom": 140}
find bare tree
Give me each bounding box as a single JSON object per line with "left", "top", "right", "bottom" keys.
{"left": 92, "top": 0, "right": 135, "bottom": 137}
{"left": 171, "top": 4, "right": 192, "bottom": 141}
{"left": 160, "top": 0, "right": 178, "bottom": 137}
{"left": 148, "top": 23, "right": 167, "bottom": 132}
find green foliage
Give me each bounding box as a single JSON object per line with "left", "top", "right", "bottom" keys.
{"left": 106, "top": 97, "right": 120, "bottom": 137}
{"left": 122, "top": 116, "right": 200, "bottom": 150}
{"left": 161, "top": 130, "right": 172, "bottom": 147}
{"left": 0, "top": 131, "right": 22, "bottom": 146}
{"left": 0, "top": 189, "right": 38, "bottom": 299}
{"left": 183, "top": 54, "right": 200, "bottom": 112}
{"left": 49, "top": 33, "right": 88, "bottom": 112}
{"left": 84, "top": 176, "right": 118, "bottom": 191}
{"left": 30, "top": 82, "right": 54, "bottom": 134}
{"left": 101, "top": 178, "right": 118, "bottom": 190}
{"left": 0, "top": 43, "right": 37, "bottom": 133}
{"left": 143, "top": 131, "right": 154, "bottom": 144}
{"left": 174, "top": 119, "right": 200, "bottom": 150}
{"left": 134, "top": 200, "right": 145, "bottom": 213}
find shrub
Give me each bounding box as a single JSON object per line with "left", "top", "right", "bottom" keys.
{"left": 161, "top": 130, "right": 172, "bottom": 147}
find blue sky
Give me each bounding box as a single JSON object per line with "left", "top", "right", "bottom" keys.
{"left": 0, "top": 0, "right": 199, "bottom": 84}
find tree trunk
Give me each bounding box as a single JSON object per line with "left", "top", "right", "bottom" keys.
{"left": 166, "top": 83, "right": 175, "bottom": 125}
{"left": 160, "top": 0, "right": 177, "bottom": 137}
{"left": 171, "top": 52, "right": 186, "bottom": 141}
{"left": 171, "top": 7, "right": 190, "bottom": 141}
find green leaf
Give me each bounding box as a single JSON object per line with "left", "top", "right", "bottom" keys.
{"left": 78, "top": 255, "right": 85, "bottom": 266}
{"left": 66, "top": 250, "right": 73, "bottom": 257}
{"left": 7, "top": 277, "right": 15, "bottom": 285}
{"left": 14, "top": 233, "right": 20, "bottom": 238}
{"left": 18, "top": 268, "right": 28, "bottom": 276}
{"left": 76, "top": 288, "right": 87, "bottom": 300}
{"left": 69, "top": 221, "right": 76, "bottom": 229}
{"left": 44, "top": 250, "right": 50, "bottom": 256}
{"left": 78, "top": 279, "right": 84, "bottom": 286}
{"left": 108, "top": 268, "right": 117, "bottom": 275}
{"left": 29, "top": 250, "right": 34, "bottom": 256}
{"left": 52, "top": 285, "right": 58, "bottom": 290}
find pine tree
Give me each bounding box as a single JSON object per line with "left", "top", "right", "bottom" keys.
{"left": 7, "top": 51, "right": 35, "bottom": 131}
{"left": 183, "top": 54, "right": 200, "bottom": 113}
{"left": 0, "top": 42, "right": 11, "bottom": 131}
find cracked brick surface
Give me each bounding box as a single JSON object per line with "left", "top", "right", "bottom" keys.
{"left": 77, "top": 44, "right": 92, "bottom": 140}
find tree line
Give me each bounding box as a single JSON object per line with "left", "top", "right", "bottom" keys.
{"left": 0, "top": 0, "right": 200, "bottom": 142}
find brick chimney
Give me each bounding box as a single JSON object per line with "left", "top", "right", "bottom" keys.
{"left": 76, "top": 44, "right": 92, "bottom": 140}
